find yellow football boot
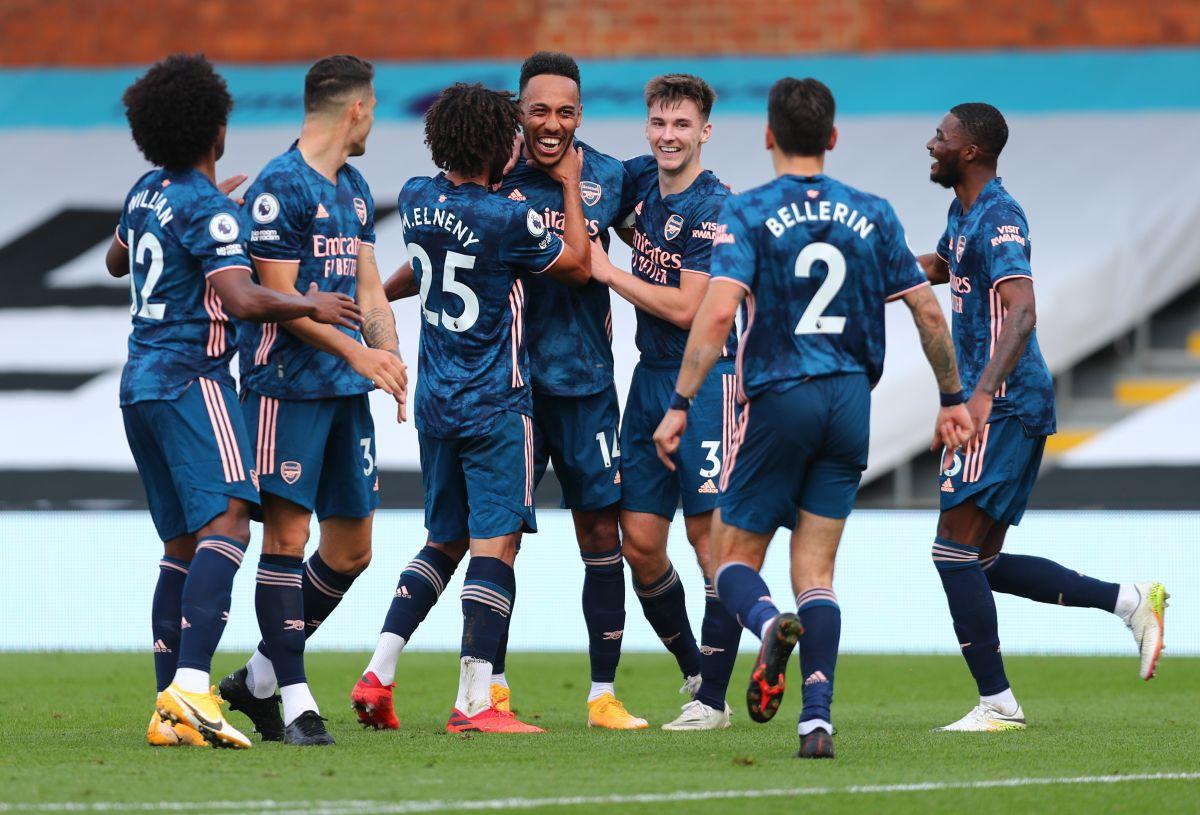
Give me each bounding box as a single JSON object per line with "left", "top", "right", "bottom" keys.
{"left": 146, "top": 710, "right": 206, "bottom": 746}
{"left": 156, "top": 684, "right": 252, "bottom": 749}
{"left": 587, "top": 693, "right": 648, "bottom": 730}
{"left": 489, "top": 682, "right": 512, "bottom": 713}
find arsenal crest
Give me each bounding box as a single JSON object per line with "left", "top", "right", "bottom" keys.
{"left": 353, "top": 197, "right": 368, "bottom": 226}
{"left": 281, "top": 461, "right": 302, "bottom": 485}
{"left": 664, "top": 213, "right": 684, "bottom": 241}
{"left": 955, "top": 234, "right": 966, "bottom": 262}
{"left": 579, "top": 181, "right": 602, "bottom": 206}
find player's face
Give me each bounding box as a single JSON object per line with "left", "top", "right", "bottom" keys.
{"left": 646, "top": 100, "right": 710, "bottom": 175}
{"left": 348, "top": 87, "right": 377, "bottom": 157}
{"left": 927, "top": 113, "right": 966, "bottom": 188}
{"left": 520, "top": 74, "right": 581, "bottom": 168}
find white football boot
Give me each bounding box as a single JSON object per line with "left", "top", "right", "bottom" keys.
{"left": 662, "top": 698, "right": 733, "bottom": 731}
{"left": 936, "top": 700, "right": 1026, "bottom": 732}
{"left": 1124, "top": 581, "right": 1169, "bottom": 680}
{"left": 679, "top": 674, "right": 702, "bottom": 697}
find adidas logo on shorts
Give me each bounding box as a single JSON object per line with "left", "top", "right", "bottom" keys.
{"left": 698, "top": 478, "right": 718, "bottom": 494}
{"left": 941, "top": 478, "right": 955, "bottom": 493}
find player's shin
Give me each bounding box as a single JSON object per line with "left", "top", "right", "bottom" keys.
{"left": 932, "top": 537, "right": 1011, "bottom": 699}
{"left": 174, "top": 535, "right": 247, "bottom": 691}
{"left": 694, "top": 578, "right": 742, "bottom": 710}
{"left": 714, "top": 562, "right": 779, "bottom": 639}
{"left": 982, "top": 553, "right": 1120, "bottom": 611}
{"left": 366, "top": 545, "right": 459, "bottom": 684}
{"left": 582, "top": 544, "right": 626, "bottom": 696}
{"left": 299, "top": 551, "right": 358, "bottom": 639}
{"left": 796, "top": 588, "right": 840, "bottom": 734}
{"left": 254, "top": 555, "right": 314, "bottom": 724}
{"left": 152, "top": 557, "right": 190, "bottom": 692}
{"left": 634, "top": 563, "right": 701, "bottom": 679}
{"left": 456, "top": 556, "right": 515, "bottom": 716}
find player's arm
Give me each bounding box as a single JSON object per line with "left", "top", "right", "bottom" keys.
{"left": 918, "top": 252, "right": 950, "bottom": 284}
{"left": 384, "top": 260, "right": 419, "bottom": 301}
{"left": 590, "top": 241, "right": 708, "bottom": 329}
{"left": 538, "top": 146, "right": 590, "bottom": 285}
{"left": 901, "top": 285, "right": 974, "bottom": 463}
{"left": 105, "top": 235, "right": 129, "bottom": 278}
{"left": 357, "top": 244, "right": 409, "bottom": 421}
{"left": 254, "top": 258, "right": 407, "bottom": 397}
{"left": 208, "top": 267, "right": 360, "bottom": 327}
{"left": 652, "top": 279, "right": 745, "bottom": 470}
{"left": 967, "top": 277, "right": 1036, "bottom": 426}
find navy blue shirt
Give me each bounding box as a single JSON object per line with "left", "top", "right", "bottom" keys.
{"left": 239, "top": 143, "right": 377, "bottom": 400}
{"left": 400, "top": 174, "right": 565, "bottom": 438}
{"left": 623, "top": 154, "right": 736, "bottom": 365}
{"left": 936, "top": 178, "right": 1056, "bottom": 436}
{"left": 497, "top": 141, "right": 635, "bottom": 396}
{"left": 117, "top": 168, "right": 250, "bottom": 406}
{"left": 710, "top": 173, "right": 927, "bottom": 401}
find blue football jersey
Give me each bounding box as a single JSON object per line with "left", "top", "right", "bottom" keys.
{"left": 239, "top": 143, "right": 377, "bottom": 400}
{"left": 623, "top": 154, "right": 736, "bottom": 364}
{"left": 710, "top": 173, "right": 927, "bottom": 400}
{"left": 117, "top": 168, "right": 250, "bottom": 406}
{"left": 936, "top": 178, "right": 1056, "bottom": 435}
{"left": 497, "top": 140, "right": 636, "bottom": 396}
{"left": 400, "top": 174, "right": 565, "bottom": 438}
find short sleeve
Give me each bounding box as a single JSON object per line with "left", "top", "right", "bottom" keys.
{"left": 181, "top": 198, "right": 250, "bottom": 277}
{"left": 709, "top": 196, "right": 756, "bottom": 292}
{"left": 982, "top": 205, "right": 1032, "bottom": 286}
{"left": 501, "top": 204, "right": 564, "bottom": 275}
{"left": 615, "top": 162, "right": 639, "bottom": 225}
{"left": 354, "top": 176, "right": 377, "bottom": 245}
{"left": 244, "top": 175, "right": 307, "bottom": 262}
{"left": 680, "top": 194, "right": 725, "bottom": 276}
{"left": 115, "top": 206, "right": 130, "bottom": 248}
{"left": 619, "top": 154, "right": 657, "bottom": 228}
{"left": 935, "top": 226, "right": 951, "bottom": 261}
{"left": 880, "top": 203, "right": 929, "bottom": 302}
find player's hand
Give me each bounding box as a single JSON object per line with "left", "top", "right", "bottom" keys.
{"left": 393, "top": 361, "right": 409, "bottom": 423}
{"left": 965, "top": 391, "right": 993, "bottom": 435}
{"left": 535, "top": 145, "right": 583, "bottom": 187}
{"left": 217, "top": 173, "right": 249, "bottom": 205}
{"left": 930, "top": 404, "right": 974, "bottom": 470}
{"left": 588, "top": 238, "right": 612, "bottom": 285}
{"left": 490, "top": 133, "right": 525, "bottom": 191}
{"left": 303, "top": 283, "right": 361, "bottom": 329}
{"left": 653, "top": 409, "right": 687, "bottom": 471}
{"left": 350, "top": 347, "right": 408, "bottom": 398}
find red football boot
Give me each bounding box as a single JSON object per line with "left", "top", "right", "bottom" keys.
{"left": 350, "top": 672, "right": 399, "bottom": 730}
{"left": 445, "top": 706, "right": 545, "bottom": 734}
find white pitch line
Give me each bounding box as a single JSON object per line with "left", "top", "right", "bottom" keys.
{"left": 2, "top": 773, "right": 1198, "bottom": 814}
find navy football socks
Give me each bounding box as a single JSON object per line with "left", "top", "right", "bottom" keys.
{"left": 151, "top": 557, "right": 189, "bottom": 692}
{"left": 714, "top": 562, "right": 780, "bottom": 640}
{"left": 299, "top": 551, "right": 357, "bottom": 638}
{"left": 932, "top": 536, "right": 1010, "bottom": 695}
{"left": 460, "top": 557, "right": 515, "bottom": 662}
{"left": 382, "top": 545, "right": 459, "bottom": 641}
{"left": 982, "top": 552, "right": 1119, "bottom": 611}
{"left": 796, "top": 588, "right": 841, "bottom": 728}
{"left": 582, "top": 545, "right": 626, "bottom": 683}
{"left": 694, "top": 578, "right": 741, "bottom": 711}
{"left": 177, "top": 535, "right": 246, "bottom": 673}
{"left": 634, "top": 563, "right": 701, "bottom": 679}
{"left": 254, "top": 554, "right": 306, "bottom": 688}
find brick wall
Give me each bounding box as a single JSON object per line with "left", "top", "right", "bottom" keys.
{"left": 3, "top": 0, "right": 1198, "bottom": 66}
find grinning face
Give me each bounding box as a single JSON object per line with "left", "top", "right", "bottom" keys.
{"left": 646, "top": 99, "right": 710, "bottom": 176}
{"left": 927, "top": 112, "right": 971, "bottom": 188}
{"left": 347, "top": 87, "right": 377, "bottom": 157}
{"left": 520, "top": 74, "right": 581, "bottom": 168}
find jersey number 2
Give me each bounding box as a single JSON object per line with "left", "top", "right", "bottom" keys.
{"left": 794, "top": 242, "right": 846, "bottom": 335}
{"left": 409, "top": 243, "right": 480, "bottom": 333}
{"left": 128, "top": 230, "right": 166, "bottom": 320}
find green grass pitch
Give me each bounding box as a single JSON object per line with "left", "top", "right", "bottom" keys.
{"left": 1, "top": 652, "right": 1197, "bottom": 814}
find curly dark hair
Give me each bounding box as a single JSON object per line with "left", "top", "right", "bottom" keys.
{"left": 122, "top": 54, "right": 232, "bottom": 170}
{"left": 424, "top": 83, "right": 519, "bottom": 182}
{"left": 645, "top": 73, "right": 716, "bottom": 120}
{"left": 519, "top": 51, "right": 580, "bottom": 94}
{"left": 950, "top": 102, "right": 1009, "bottom": 159}
{"left": 768, "top": 77, "right": 835, "bottom": 157}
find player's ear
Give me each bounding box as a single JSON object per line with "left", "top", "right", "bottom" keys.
{"left": 576, "top": 102, "right": 583, "bottom": 129}
{"left": 827, "top": 126, "right": 838, "bottom": 152}
{"left": 699, "top": 121, "right": 713, "bottom": 145}
{"left": 765, "top": 125, "right": 776, "bottom": 152}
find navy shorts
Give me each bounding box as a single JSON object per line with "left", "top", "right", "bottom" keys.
{"left": 719, "top": 374, "right": 870, "bottom": 534}
{"left": 939, "top": 415, "right": 1045, "bottom": 526}
{"left": 123, "top": 378, "right": 259, "bottom": 542}
{"left": 242, "top": 391, "right": 380, "bottom": 521}
{"left": 532, "top": 386, "right": 622, "bottom": 512}
{"left": 620, "top": 360, "right": 739, "bottom": 519}
{"left": 420, "top": 410, "right": 537, "bottom": 542}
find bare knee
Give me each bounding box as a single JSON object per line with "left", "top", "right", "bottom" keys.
{"left": 620, "top": 515, "right": 670, "bottom": 583}
{"left": 683, "top": 514, "right": 713, "bottom": 578}
{"left": 429, "top": 538, "right": 469, "bottom": 563}
{"left": 198, "top": 498, "right": 252, "bottom": 546}
{"left": 572, "top": 506, "right": 620, "bottom": 554}
{"left": 317, "top": 517, "right": 374, "bottom": 575}
{"left": 263, "top": 519, "right": 310, "bottom": 559}
{"left": 162, "top": 535, "right": 196, "bottom": 562}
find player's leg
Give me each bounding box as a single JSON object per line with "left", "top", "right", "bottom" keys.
{"left": 620, "top": 363, "right": 701, "bottom": 686}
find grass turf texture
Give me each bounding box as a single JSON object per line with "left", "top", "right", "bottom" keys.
{"left": 1, "top": 652, "right": 1197, "bottom": 814}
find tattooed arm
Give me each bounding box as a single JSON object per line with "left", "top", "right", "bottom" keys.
{"left": 357, "top": 244, "right": 408, "bottom": 422}
{"left": 902, "top": 284, "right": 974, "bottom": 463}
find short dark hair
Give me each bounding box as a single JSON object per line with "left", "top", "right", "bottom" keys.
{"left": 122, "top": 53, "right": 232, "bottom": 170}
{"left": 519, "top": 51, "right": 580, "bottom": 94}
{"left": 949, "top": 102, "right": 1009, "bottom": 159}
{"left": 767, "top": 77, "right": 836, "bottom": 158}
{"left": 424, "top": 83, "right": 519, "bottom": 178}
{"left": 304, "top": 55, "right": 374, "bottom": 114}
{"left": 644, "top": 73, "right": 716, "bottom": 120}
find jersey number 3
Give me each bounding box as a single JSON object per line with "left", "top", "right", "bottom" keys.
{"left": 794, "top": 242, "right": 846, "bottom": 335}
